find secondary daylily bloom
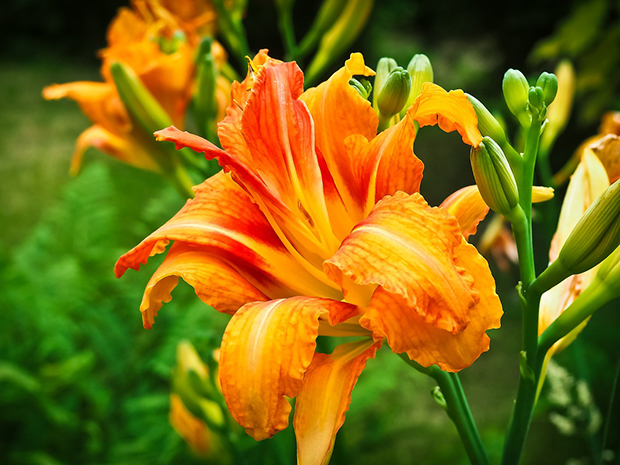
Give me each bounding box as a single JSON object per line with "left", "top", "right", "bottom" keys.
{"left": 539, "top": 139, "right": 620, "bottom": 357}
{"left": 116, "top": 52, "right": 502, "bottom": 464}
{"left": 554, "top": 111, "right": 620, "bottom": 186}
{"left": 43, "top": 0, "right": 229, "bottom": 174}
{"left": 170, "top": 341, "right": 226, "bottom": 457}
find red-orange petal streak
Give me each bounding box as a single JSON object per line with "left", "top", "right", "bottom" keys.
{"left": 301, "top": 53, "right": 377, "bottom": 222}
{"left": 116, "top": 172, "right": 336, "bottom": 305}
{"left": 139, "top": 243, "right": 269, "bottom": 328}
{"left": 219, "top": 297, "right": 359, "bottom": 440}
{"left": 350, "top": 111, "right": 424, "bottom": 216}
{"left": 242, "top": 61, "right": 333, "bottom": 245}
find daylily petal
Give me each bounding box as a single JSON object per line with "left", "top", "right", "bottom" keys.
{"left": 156, "top": 127, "right": 340, "bottom": 275}
{"left": 70, "top": 125, "right": 160, "bottom": 174}
{"left": 170, "top": 393, "right": 211, "bottom": 456}
{"left": 43, "top": 81, "right": 129, "bottom": 134}
{"left": 219, "top": 297, "right": 359, "bottom": 440}
{"left": 217, "top": 50, "right": 273, "bottom": 171}
{"left": 241, "top": 60, "right": 335, "bottom": 248}
{"left": 532, "top": 186, "right": 555, "bottom": 202}
{"left": 325, "top": 191, "right": 479, "bottom": 334}
{"left": 294, "top": 340, "right": 380, "bottom": 465}
{"left": 440, "top": 185, "right": 489, "bottom": 240}
{"left": 116, "top": 171, "right": 341, "bottom": 311}
{"left": 410, "top": 82, "right": 483, "bottom": 147}
{"left": 350, "top": 112, "right": 424, "bottom": 217}
{"left": 139, "top": 243, "right": 269, "bottom": 328}
{"left": 540, "top": 151, "right": 609, "bottom": 339}
{"left": 360, "top": 240, "right": 501, "bottom": 372}
{"left": 590, "top": 134, "right": 620, "bottom": 184}
{"left": 301, "top": 53, "right": 377, "bottom": 223}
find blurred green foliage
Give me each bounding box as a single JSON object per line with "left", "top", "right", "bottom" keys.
{"left": 1, "top": 1, "right": 620, "bottom": 464}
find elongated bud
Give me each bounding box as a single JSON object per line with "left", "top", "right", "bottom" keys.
{"left": 528, "top": 86, "right": 545, "bottom": 113}
{"left": 110, "top": 62, "right": 173, "bottom": 135}
{"left": 556, "top": 179, "right": 620, "bottom": 274}
{"left": 377, "top": 67, "right": 411, "bottom": 118}
{"left": 503, "top": 69, "right": 530, "bottom": 127}
{"left": 470, "top": 136, "right": 519, "bottom": 216}
{"left": 173, "top": 342, "right": 225, "bottom": 429}
{"left": 595, "top": 245, "right": 620, "bottom": 286}
{"left": 296, "top": 0, "right": 347, "bottom": 58}
{"left": 466, "top": 94, "right": 507, "bottom": 145}
{"left": 349, "top": 78, "right": 372, "bottom": 99}
{"left": 536, "top": 72, "right": 558, "bottom": 105}
{"left": 194, "top": 39, "right": 219, "bottom": 139}
{"left": 303, "top": 0, "right": 374, "bottom": 86}
{"left": 373, "top": 57, "right": 398, "bottom": 109}
{"left": 400, "top": 54, "right": 433, "bottom": 116}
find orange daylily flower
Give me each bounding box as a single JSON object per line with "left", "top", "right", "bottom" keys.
{"left": 116, "top": 52, "right": 502, "bottom": 464}
{"left": 170, "top": 393, "right": 212, "bottom": 456}
{"left": 554, "top": 111, "right": 620, "bottom": 186}
{"left": 539, "top": 145, "right": 619, "bottom": 356}
{"left": 43, "top": 1, "right": 229, "bottom": 174}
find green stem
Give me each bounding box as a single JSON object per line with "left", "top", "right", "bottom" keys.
{"left": 401, "top": 356, "right": 489, "bottom": 465}
{"left": 536, "top": 150, "right": 560, "bottom": 238}
{"left": 377, "top": 113, "right": 393, "bottom": 132}
{"left": 165, "top": 159, "right": 196, "bottom": 199}
{"left": 502, "top": 119, "right": 543, "bottom": 465}
{"left": 538, "top": 282, "right": 613, "bottom": 355}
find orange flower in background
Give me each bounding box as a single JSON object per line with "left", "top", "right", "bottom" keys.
{"left": 539, "top": 139, "right": 620, "bottom": 357}
{"left": 43, "top": 0, "right": 229, "bottom": 174}
{"left": 115, "top": 52, "right": 502, "bottom": 464}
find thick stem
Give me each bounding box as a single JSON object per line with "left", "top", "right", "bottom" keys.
{"left": 401, "top": 356, "right": 489, "bottom": 465}
{"left": 502, "top": 119, "right": 543, "bottom": 465}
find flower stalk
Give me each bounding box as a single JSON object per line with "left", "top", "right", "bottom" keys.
{"left": 401, "top": 356, "right": 489, "bottom": 465}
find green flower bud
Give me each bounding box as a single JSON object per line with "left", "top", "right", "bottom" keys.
{"left": 594, "top": 245, "right": 620, "bottom": 290}
{"left": 110, "top": 62, "right": 173, "bottom": 135}
{"left": 401, "top": 54, "right": 433, "bottom": 116}
{"left": 503, "top": 69, "right": 530, "bottom": 127}
{"left": 349, "top": 78, "right": 372, "bottom": 99}
{"left": 377, "top": 67, "right": 412, "bottom": 118}
{"left": 373, "top": 57, "right": 398, "bottom": 109}
{"left": 557, "top": 179, "right": 620, "bottom": 275}
{"left": 470, "top": 136, "right": 519, "bottom": 216}
{"left": 528, "top": 86, "right": 545, "bottom": 112}
{"left": 466, "top": 93, "right": 507, "bottom": 145}
{"left": 194, "top": 39, "right": 219, "bottom": 139}
{"left": 536, "top": 72, "right": 559, "bottom": 106}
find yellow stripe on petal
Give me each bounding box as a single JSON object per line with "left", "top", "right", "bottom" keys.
{"left": 360, "top": 240, "right": 502, "bottom": 372}
{"left": 440, "top": 185, "right": 489, "bottom": 240}
{"left": 294, "top": 340, "right": 380, "bottom": 465}
{"left": 219, "top": 297, "right": 359, "bottom": 440}
{"left": 326, "top": 192, "right": 479, "bottom": 334}
{"left": 410, "top": 82, "right": 483, "bottom": 147}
